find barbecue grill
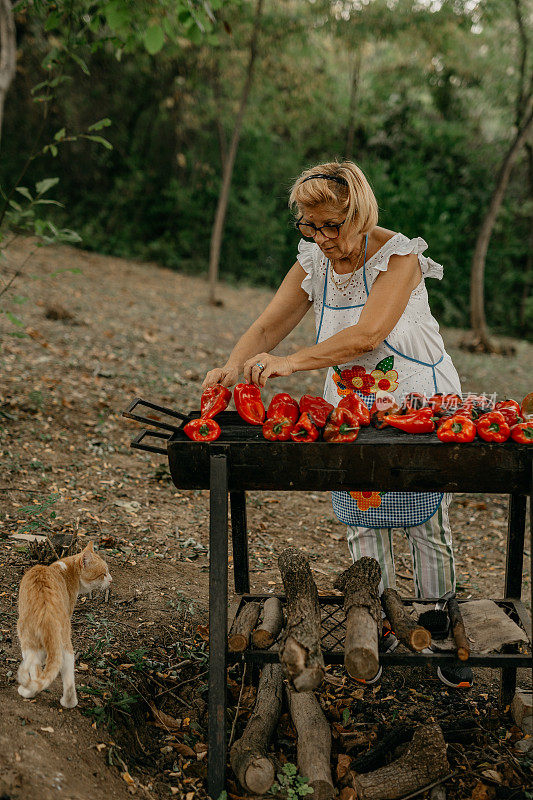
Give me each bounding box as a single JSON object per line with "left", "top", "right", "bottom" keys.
{"left": 123, "top": 397, "right": 533, "bottom": 800}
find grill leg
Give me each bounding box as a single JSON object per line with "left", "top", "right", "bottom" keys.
{"left": 230, "top": 491, "right": 250, "bottom": 594}
{"left": 500, "top": 493, "right": 527, "bottom": 707}
{"left": 208, "top": 454, "right": 228, "bottom": 799}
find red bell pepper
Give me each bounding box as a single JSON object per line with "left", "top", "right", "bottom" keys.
{"left": 338, "top": 393, "right": 371, "bottom": 426}
{"left": 262, "top": 417, "right": 293, "bottom": 441}
{"left": 520, "top": 392, "right": 533, "bottom": 420}
{"left": 458, "top": 395, "right": 494, "bottom": 420}
{"left": 402, "top": 392, "right": 428, "bottom": 411}
{"left": 183, "top": 417, "right": 221, "bottom": 442}
{"left": 437, "top": 416, "right": 477, "bottom": 442}
{"left": 323, "top": 408, "right": 360, "bottom": 443}
{"left": 267, "top": 393, "right": 299, "bottom": 425}
{"left": 494, "top": 400, "right": 522, "bottom": 427}
{"left": 290, "top": 412, "right": 319, "bottom": 442}
{"left": 299, "top": 395, "right": 333, "bottom": 428}
{"left": 200, "top": 385, "right": 231, "bottom": 419}
{"left": 370, "top": 390, "right": 401, "bottom": 428}
{"left": 384, "top": 408, "right": 436, "bottom": 434}
{"left": 234, "top": 383, "right": 265, "bottom": 425}
{"left": 476, "top": 411, "right": 511, "bottom": 443}
{"left": 510, "top": 421, "right": 533, "bottom": 444}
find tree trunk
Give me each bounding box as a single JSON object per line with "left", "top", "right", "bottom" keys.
{"left": 334, "top": 557, "right": 382, "bottom": 680}
{"left": 278, "top": 547, "right": 324, "bottom": 691}
{"left": 0, "top": 0, "right": 16, "bottom": 148}
{"left": 252, "top": 596, "right": 284, "bottom": 649}
{"left": 469, "top": 102, "right": 533, "bottom": 351}
{"left": 207, "top": 0, "right": 264, "bottom": 305}
{"left": 286, "top": 686, "right": 335, "bottom": 800}
{"left": 447, "top": 598, "right": 469, "bottom": 661}
{"left": 230, "top": 662, "right": 283, "bottom": 794}
{"left": 519, "top": 142, "right": 533, "bottom": 330}
{"left": 228, "top": 601, "right": 261, "bottom": 652}
{"left": 381, "top": 588, "right": 431, "bottom": 652}
{"left": 345, "top": 51, "right": 361, "bottom": 159}
{"left": 352, "top": 723, "right": 450, "bottom": 800}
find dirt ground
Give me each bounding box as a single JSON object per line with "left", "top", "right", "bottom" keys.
{"left": 0, "top": 237, "right": 531, "bottom": 800}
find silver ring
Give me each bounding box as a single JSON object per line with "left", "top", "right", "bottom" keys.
{"left": 255, "top": 362, "right": 265, "bottom": 371}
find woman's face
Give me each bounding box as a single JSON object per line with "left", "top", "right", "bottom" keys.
{"left": 299, "top": 204, "right": 361, "bottom": 260}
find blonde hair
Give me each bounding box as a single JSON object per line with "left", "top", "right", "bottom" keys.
{"left": 288, "top": 160, "right": 378, "bottom": 235}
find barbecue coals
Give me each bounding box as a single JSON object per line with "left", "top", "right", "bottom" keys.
{"left": 185, "top": 387, "right": 533, "bottom": 443}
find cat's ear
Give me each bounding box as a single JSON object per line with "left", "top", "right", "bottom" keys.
{"left": 81, "top": 541, "right": 95, "bottom": 567}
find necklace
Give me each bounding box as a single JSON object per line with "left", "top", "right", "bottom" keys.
{"left": 329, "top": 237, "right": 366, "bottom": 291}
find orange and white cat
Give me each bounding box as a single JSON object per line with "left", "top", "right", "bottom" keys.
{"left": 17, "top": 541, "right": 112, "bottom": 708}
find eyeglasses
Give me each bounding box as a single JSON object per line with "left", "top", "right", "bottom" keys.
{"left": 296, "top": 216, "right": 346, "bottom": 240}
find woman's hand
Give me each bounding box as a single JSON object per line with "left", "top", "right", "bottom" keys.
{"left": 202, "top": 364, "right": 240, "bottom": 390}
{"left": 243, "top": 353, "right": 295, "bottom": 388}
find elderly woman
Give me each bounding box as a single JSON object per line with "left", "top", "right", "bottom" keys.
{"left": 202, "top": 161, "right": 472, "bottom": 689}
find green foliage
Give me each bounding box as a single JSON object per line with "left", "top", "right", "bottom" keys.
{"left": 16, "top": 493, "right": 59, "bottom": 536}
{"left": 2, "top": 0, "right": 531, "bottom": 339}
{"left": 270, "top": 762, "right": 314, "bottom": 798}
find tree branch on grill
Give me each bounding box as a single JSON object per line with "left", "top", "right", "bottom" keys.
{"left": 352, "top": 723, "right": 450, "bottom": 800}
{"left": 286, "top": 686, "right": 334, "bottom": 800}
{"left": 447, "top": 598, "right": 470, "bottom": 661}
{"left": 252, "top": 596, "right": 284, "bottom": 649}
{"left": 278, "top": 547, "right": 324, "bottom": 691}
{"left": 228, "top": 602, "right": 261, "bottom": 652}
{"left": 230, "top": 662, "right": 283, "bottom": 794}
{"left": 334, "top": 557, "right": 382, "bottom": 680}
{"left": 381, "top": 588, "right": 431, "bottom": 652}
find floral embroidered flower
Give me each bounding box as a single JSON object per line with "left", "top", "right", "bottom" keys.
{"left": 332, "top": 370, "right": 353, "bottom": 396}
{"left": 369, "top": 369, "right": 399, "bottom": 394}
{"left": 349, "top": 491, "right": 383, "bottom": 511}
{"left": 340, "top": 365, "right": 375, "bottom": 395}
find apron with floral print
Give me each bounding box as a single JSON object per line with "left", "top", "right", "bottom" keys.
{"left": 318, "top": 236, "right": 445, "bottom": 529}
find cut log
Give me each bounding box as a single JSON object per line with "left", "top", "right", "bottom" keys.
{"left": 334, "top": 557, "right": 382, "bottom": 680}
{"left": 228, "top": 602, "right": 261, "bottom": 652}
{"left": 230, "top": 662, "right": 283, "bottom": 794}
{"left": 381, "top": 588, "right": 431, "bottom": 652}
{"left": 286, "top": 685, "right": 334, "bottom": 800}
{"left": 252, "top": 597, "right": 284, "bottom": 649}
{"left": 447, "top": 598, "right": 470, "bottom": 661}
{"left": 278, "top": 547, "right": 324, "bottom": 691}
{"left": 353, "top": 723, "right": 450, "bottom": 800}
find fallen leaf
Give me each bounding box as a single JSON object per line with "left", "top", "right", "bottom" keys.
{"left": 196, "top": 624, "right": 209, "bottom": 641}
{"left": 40, "top": 726, "right": 54, "bottom": 733}
{"left": 471, "top": 781, "right": 496, "bottom": 800}
{"left": 336, "top": 753, "right": 351, "bottom": 780}
{"left": 95, "top": 743, "right": 106, "bottom": 752}
{"left": 339, "top": 788, "right": 356, "bottom": 800}
{"left": 149, "top": 701, "right": 181, "bottom": 732}
{"left": 121, "top": 772, "right": 135, "bottom": 786}
{"left": 173, "top": 742, "right": 196, "bottom": 758}
{"left": 481, "top": 770, "right": 502, "bottom": 784}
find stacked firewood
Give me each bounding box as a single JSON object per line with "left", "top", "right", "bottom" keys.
{"left": 228, "top": 547, "right": 450, "bottom": 800}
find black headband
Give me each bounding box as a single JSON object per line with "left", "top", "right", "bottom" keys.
{"left": 301, "top": 173, "right": 348, "bottom": 187}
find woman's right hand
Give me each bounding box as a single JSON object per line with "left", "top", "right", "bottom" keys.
{"left": 202, "top": 364, "right": 240, "bottom": 390}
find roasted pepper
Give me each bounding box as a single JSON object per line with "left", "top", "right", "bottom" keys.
{"left": 402, "top": 392, "right": 428, "bottom": 411}
{"left": 520, "top": 392, "right": 533, "bottom": 420}
{"left": 494, "top": 400, "right": 522, "bottom": 427}
{"left": 429, "top": 393, "right": 462, "bottom": 415}
{"left": 290, "top": 412, "right": 319, "bottom": 442}
{"left": 458, "top": 395, "right": 494, "bottom": 420}
{"left": 200, "top": 385, "right": 232, "bottom": 419}
{"left": 437, "top": 416, "right": 476, "bottom": 442}
{"left": 476, "top": 411, "right": 511, "bottom": 443}
{"left": 234, "top": 383, "right": 265, "bottom": 425}
{"left": 338, "top": 393, "right": 371, "bottom": 426}
{"left": 370, "top": 390, "right": 401, "bottom": 428}
{"left": 323, "top": 407, "right": 360, "bottom": 443}
{"left": 511, "top": 421, "right": 533, "bottom": 444}
{"left": 384, "top": 408, "right": 436, "bottom": 434}
{"left": 267, "top": 393, "right": 299, "bottom": 425}
{"left": 183, "top": 417, "right": 221, "bottom": 442}
{"left": 299, "top": 395, "right": 333, "bottom": 428}
{"left": 262, "top": 417, "right": 293, "bottom": 441}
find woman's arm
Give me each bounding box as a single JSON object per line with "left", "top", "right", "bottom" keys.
{"left": 202, "top": 261, "right": 312, "bottom": 388}
{"left": 244, "top": 253, "right": 421, "bottom": 385}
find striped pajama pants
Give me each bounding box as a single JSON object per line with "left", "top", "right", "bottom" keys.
{"left": 346, "top": 494, "right": 456, "bottom": 599}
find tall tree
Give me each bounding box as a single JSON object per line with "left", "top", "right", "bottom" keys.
{"left": 208, "top": 0, "right": 264, "bottom": 306}
{"left": 0, "top": 0, "right": 16, "bottom": 146}
{"left": 468, "top": 0, "right": 533, "bottom": 351}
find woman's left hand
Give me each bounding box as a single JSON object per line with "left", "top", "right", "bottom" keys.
{"left": 243, "top": 353, "right": 295, "bottom": 387}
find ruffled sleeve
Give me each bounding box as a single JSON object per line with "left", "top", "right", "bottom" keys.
{"left": 371, "top": 235, "right": 443, "bottom": 281}
{"left": 297, "top": 239, "right": 316, "bottom": 300}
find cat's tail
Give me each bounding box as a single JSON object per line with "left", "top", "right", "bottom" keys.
{"left": 24, "top": 630, "right": 63, "bottom": 696}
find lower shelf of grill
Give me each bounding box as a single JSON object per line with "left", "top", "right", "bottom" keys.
{"left": 228, "top": 594, "right": 532, "bottom": 668}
